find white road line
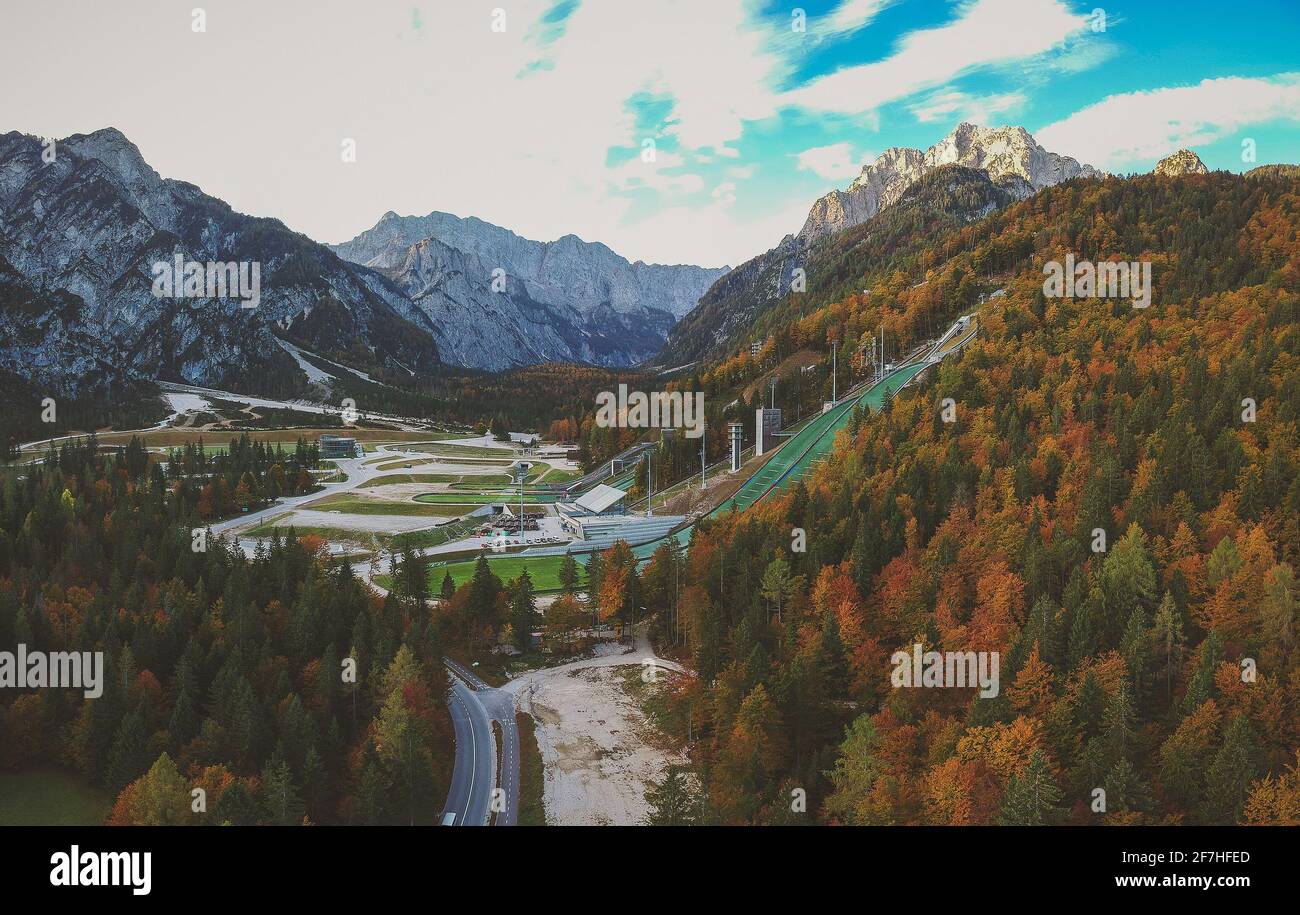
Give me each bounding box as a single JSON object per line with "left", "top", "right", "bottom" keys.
{"left": 453, "top": 687, "right": 477, "bottom": 825}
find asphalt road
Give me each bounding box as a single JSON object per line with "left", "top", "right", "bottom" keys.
{"left": 443, "top": 677, "right": 495, "bottom": 826}
{"left": 444, "top": 658, "right": 521, "bottom": 827}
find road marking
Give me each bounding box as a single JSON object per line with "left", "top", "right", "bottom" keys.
{"left": 453, "top": 687, "right": 477, "bottom": 825}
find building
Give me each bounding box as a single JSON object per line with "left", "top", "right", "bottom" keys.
{"left": 319, "top": 434, "right": 362, "bottom": 459}
{"left": 570, "top": 484, "right": 627, "bottom": 517}
{"left": 556, "top": 483, "right": 684, "bottom": 548}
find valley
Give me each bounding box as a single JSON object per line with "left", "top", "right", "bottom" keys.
{"left": 2, "top": 1, "right": 1298, "bottom": 861}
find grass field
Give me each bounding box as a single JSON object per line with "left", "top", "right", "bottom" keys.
{"left": 0, "top": 771, "right": 111, "bottom": 825}
{"left": 389, "top": 520, "right": 474, "bottom": 551}
{"left": 516, "top": 713, "right": 546, "bottom": 826}
{"left": 362, "top": 473, "right": 514, "bottom": 488}
{"left": 425, "top": 456, "right": 517, "bottom": 466}
{"left": 303, "top": 494, "right": 473, "bottom": 516}
{"left": 85, "top": 426, "right": 437, "bottom": 450}
{"left": 413, "top": 491, "right": 558, "bottom": 504}
{"left": 536, "top": 466, "right": 579, "bottom": 483}
{"left": 373, "top": 457, "right": 437, "bottom": 471}
{"left": 447, "top": 475, "right": 517, "bottom": 488}
{"left": 245, "top": 519, "right": 385, "bottom": 544}
{"left": 427, "top": 552, "right": 585, "bottom": 592}
{"left": 408, "top": 442, "right": 517, "bottom": 457}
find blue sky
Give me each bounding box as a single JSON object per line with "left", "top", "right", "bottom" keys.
{"left": 7, "top": 0, "right": 1299, "bottom": 266}
{"left": 591, "top": 0, "right": 1300, "bottom": 262}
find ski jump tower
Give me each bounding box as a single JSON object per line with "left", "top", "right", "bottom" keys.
{"left": 755, "top": 408, "right": 782, "bottom": 456}
{"left": 728, "top": 422, "right": 743, "bottom": 471}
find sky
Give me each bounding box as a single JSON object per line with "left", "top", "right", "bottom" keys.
{"left": 3, "top": 0, "right": 1299, "bottom": 268}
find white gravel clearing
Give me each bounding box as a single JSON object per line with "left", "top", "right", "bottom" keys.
{"left": 505, "top": 636, "right": 687, "bottom": 826}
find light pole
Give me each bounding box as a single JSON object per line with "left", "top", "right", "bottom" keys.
{"left": 700, "top": 426, "right": 706, "bottom": 490}
{"left": 514, "top": 461, "right": 530, "bottom": 540}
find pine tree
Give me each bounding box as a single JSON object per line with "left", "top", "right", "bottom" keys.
{"left": 261, "top": 755, "right": 306, "bottom": 826}
{"left": 1120, "top": 607, "right": 1151, "bottom": 708}
{"left": 396, "top": 547, "right": 428, "bottom": 620}
{"left": 356, "top": 751, "right": 390, "bottom": 825}
{"left": 1067, "top": 590, "right": 1100, "bottom": 667}
{"left": 510, "top": 570, "right": 538, "bottom": 652}
{"left": 440, "top": 570, "right": 456, "bottom": 600}
{"left": 105, "top": 708, "right": 149, "bottom": 792}
{"left": 1100, "top": 524, "right": 1156, "bottom": 647}
{"left": 467, "top": 553, "right": 502, "bottom": 635}
{"left": 759, "top": 557, "right": 795, "bottom": 625}
{"left": 559, "top": 552, "right": 580, "bottom": 594}
{"left": 1103, "top": 756, "right": 1151, "bottom": 816}
{"left": 212, "top": 780, "right": 265, "bottom": 826}
{"left": 124, "top": 752, "right": 192, "bottom": 825}
{"left": 1152, "top": 591, "right": 1185, "bottom": 707}
{"left": 644, "top": 766, "right": 701, "bottom": 825}
{"left": 817, "top": 615, "right": 849, "bottom": 698}
{"left": 1200, "top": 716, "right": 1264, "bottom": 824}
{"left": 998, "top": 751, "right": 1063, "bottom": 825}
{"left": 1181, "top": 632, "right": 1221, "bottom": 717}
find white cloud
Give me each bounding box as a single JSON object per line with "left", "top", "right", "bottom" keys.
{"left": 785, "top": 0, "right": 1086, "bottom": 114}
{"left": 0, "top": 0, "right": 1108, "bottom": 267}
{"left": 711, "top": 182, "right": 738, "bottom": 206}
{"left": 610, "top": 196, "right": 815, "bottom": 270}
{"left": 824, "top": 0, "right": 895, "bottom": 36}
{"left": 794, "top": 143, "right": 868, "bottom": 181}
{"left": 910, "top": 89, "right": 1026, "bottom": 125}
{"left": 1036, "top": 74, "right": 1300, "bottom": 171}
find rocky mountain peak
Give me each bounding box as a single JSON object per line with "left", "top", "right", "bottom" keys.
{"left": 799, "top": 123, "right": 1098, "bottom": 241}
{"left": 61, "top": 127, "right": 188, "bottom": 232}
{"left": 1154, "top": 148, "right": 1208, "bottom": 177}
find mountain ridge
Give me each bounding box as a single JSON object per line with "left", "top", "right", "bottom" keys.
{"left": 659, "top": 123, "right": 1100, "bottom": 366}
{"left": 0, "top": 127, "right": 442, "bottom": 398}
{"left": 330, "top": 209, "right": 728, "bottom": 371}
{"left": 799, "top": 123, "right": 1099, "bottom": 241}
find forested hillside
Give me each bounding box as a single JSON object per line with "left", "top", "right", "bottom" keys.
{"left": 661, "top": 164, "right": 1020, "bottom": 366}
{"left": 643, "top": 169, "right": 1300, "bottom": 824}
{"left": 0, "top": 439, "right": 453, "bottom": 824}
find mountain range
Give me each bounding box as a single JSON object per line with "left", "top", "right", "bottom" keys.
{"left": 330, "top": 211, "right": 726, "bottom": 371}
{"left": 660, "top": 123, "right": 1101, "bottom": 365}
{"left": 0, "top": 128, "right": 724, "bottom": 400}
{"left": 1, "top": 122, "right": 1227, "bottom": 404}
{"left": 799, "top": 123, "right": 1099, "bottom": 241}
{"left": 0, "top": 128, "right": 440, "bottom": 398}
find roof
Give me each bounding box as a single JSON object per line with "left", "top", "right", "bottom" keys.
{"left": 573, "top": 483, "right": 627, "bottom": 514}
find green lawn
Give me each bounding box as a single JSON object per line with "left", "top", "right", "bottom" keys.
{"left": 408, "top": 442, "right": 517, "bottom": 457}
{"left": 0, "top": 771, "right": 111, "bottom": 825}
{"left": 536, "top": 466, "right": 579, "bottom": 483}
{"left": 427, "top": 456, "right": 517, "bottom": 466}
{"left": 413, "top": 492, "right": 557, "bottom": 504}
{"left": 447, "top": 480, "right": 552, "bottom": 492}
{"left": 362, "top": 473, "right": 514, "bottom": 487}
{"left": 427, "top": 553, "right": 585, "bottom": 593}
{"left": 388, "top": 520, "right": 474, "bottom": 551}
{"left": 374, "top": 457, "right": 437, "bottom": 471}
{"left": 516, "top": 713, "right": 546, "bottom": 826}
{"left": 303, "top": 494, "right": 472, "bottom": 516}
{"left": 245, "top": 521, "right": 383, "bottom": 544}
